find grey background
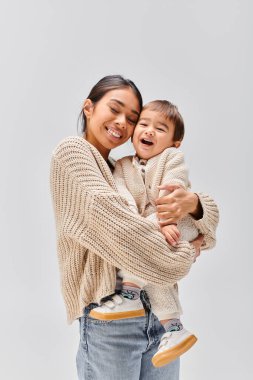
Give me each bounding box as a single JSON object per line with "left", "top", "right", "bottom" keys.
{"left": 0, "top": 0, "right": 252, "bottom": 379}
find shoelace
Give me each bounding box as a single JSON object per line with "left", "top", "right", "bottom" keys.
{"left": 102, "top": 294, "right": 124, "bottom": 309}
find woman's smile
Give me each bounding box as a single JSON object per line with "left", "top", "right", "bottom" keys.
{"left": 105, "top": 125, "right": 123, "bottom": 140}
{"left": 84, "top": 87, "right": 140, "bottom": 159}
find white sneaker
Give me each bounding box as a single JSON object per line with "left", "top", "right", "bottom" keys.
{"left": 89, "top": 294, "right": 145, "bottom": 320}
{"left": 152, "top": 328, "right": 197, "bottom": 367}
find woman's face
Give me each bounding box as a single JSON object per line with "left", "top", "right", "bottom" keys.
{"left": 84, "top": 87, "right": 140, "bottom": 159}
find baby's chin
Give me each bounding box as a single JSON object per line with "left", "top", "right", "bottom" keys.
{"left": 135, "top": 151, "right": 154, "bottom": 160}
{"left": 135, "top": 146, "right": 163, "bottom": 160}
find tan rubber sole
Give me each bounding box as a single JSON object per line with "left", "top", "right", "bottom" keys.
{"left": 152, "top": 335, "right": 198, "bottom": 368}
{"left": 89, "top": 308, "right": 145, "bottom": 320}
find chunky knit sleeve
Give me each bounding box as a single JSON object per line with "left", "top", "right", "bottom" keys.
{"left": 156, "top": 149, "right": 219, "bottom": 250}
{"left": 190, "top": 193, "right": 219, "bottom": 250}
{"left": 51, "top": 137, "right": 195, "bottom": 286}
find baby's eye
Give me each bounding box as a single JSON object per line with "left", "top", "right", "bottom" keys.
{"left": 157, "top": 127, "right": 166, "bottom": 132}
{"left": 139, "top": 123, "right": 148, "bottom": 127}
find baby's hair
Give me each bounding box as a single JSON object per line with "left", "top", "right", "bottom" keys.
{"left": 143, "top": 100, "right": 185, "bottom": 141}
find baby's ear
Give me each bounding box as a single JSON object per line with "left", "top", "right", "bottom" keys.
{"left": 83, "top": 99, "right": 94, "bottom": 118}
{"left": 173, "top": 141, "right": 181, "bottom": 149}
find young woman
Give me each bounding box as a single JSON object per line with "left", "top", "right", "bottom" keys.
{"left": 50, "top": 75, "right": 219, "bottom": 380}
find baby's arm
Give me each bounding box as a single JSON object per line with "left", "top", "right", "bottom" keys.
{"left": 158, "top": 148, "right": 189, "bottom": 197}
{"left": 157, "top": 149, "right": 218, "bottom": 250}
{"left": 146, "top": 149, "right": 189, "bottom": 244}
{"left": 161, "top": 224, "right": 181, "bottom": 246}
{"left": 159, "top": 149, "right": 190, "bottom": 244}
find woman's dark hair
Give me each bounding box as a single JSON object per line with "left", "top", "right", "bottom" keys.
{"left": 78, "top": 75, "right": 143, "bottom": 133}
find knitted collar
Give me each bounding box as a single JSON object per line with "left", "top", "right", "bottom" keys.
{"left": 133, "top": 155, "right": 148, "bottom": 166}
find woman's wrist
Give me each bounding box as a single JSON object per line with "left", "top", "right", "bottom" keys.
{"left": 189, "top": 192, "right": 203, "bottom": 220}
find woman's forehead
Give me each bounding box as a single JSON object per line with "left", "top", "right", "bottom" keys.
{"left": 104, "top": 88, "right": 141, "bottom": 115}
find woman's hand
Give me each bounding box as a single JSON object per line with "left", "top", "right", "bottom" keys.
{"left": 190, "top": 234, "right": 204, "bottom": 262}
{"left": 155, "top": 184, "right": 201, "bottom": 226}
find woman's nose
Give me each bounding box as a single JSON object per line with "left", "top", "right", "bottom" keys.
{"left": 115, "top": 114, "right": 126, "bottom": 128}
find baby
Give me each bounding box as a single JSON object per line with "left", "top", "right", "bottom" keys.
{"left": 90, "top": 100, "right": 208, "bottom": 367}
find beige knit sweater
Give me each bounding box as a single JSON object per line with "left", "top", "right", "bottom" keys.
{"left": 113, "top": 147, "right": 216, "bottom": 249}
{"left": 50, "top": 136, "right": 218, "bottom": 323}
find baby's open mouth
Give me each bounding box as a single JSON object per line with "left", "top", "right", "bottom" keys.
{"left": 141, "top": 138, "right": 153, "bottom": 145}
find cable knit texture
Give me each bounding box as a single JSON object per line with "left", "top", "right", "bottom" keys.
{"left": 114, "top": 148, "right": 219, "bottom": 319}
{"left": 50, "top": 136, "right": 217, "bottom": 323}
{"left": 114, "top": 148, "right": 219, "bottom": 249}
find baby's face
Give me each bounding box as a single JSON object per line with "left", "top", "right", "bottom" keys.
{"left": 132, "top": 109, "right": 180, "bottom": 160}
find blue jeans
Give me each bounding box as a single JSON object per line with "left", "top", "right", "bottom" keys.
{"left": 76, "top": 291, "right": 180, "bottom": 380}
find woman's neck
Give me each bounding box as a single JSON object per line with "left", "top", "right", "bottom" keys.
{"left": 83, "top": 133, "right": 110, "bottom": 160}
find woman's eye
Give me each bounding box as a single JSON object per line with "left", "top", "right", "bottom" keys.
{"left": 110, "top": 107, "right": 119, "bottom": 114}
{"left": 128, "top": 118, "right": 137, "bottom": 126}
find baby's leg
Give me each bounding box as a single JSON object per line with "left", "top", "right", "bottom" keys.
{"left": 119, "top": 269, "right": 147, "bottom": 295}
{"left": 145, "top": 282, "right": 182, "bottom": 320}
{"left": 144, "top": 282, "right": 183, "bottom": 330}
{"left": 143, "top": 283, "right": 197, "bottom": 368}
{"left": 89, "top": 269, "right": 147, "bottom": 320}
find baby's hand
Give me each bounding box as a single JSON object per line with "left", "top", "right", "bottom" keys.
{"left": 161, "top": 224, "right": 180, "bottom": 246}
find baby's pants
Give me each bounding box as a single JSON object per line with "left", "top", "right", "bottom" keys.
{"left": 119, "top": 270, "right": 182, "bottom": 320}
{"left": 119, "top": 215, "right": 198, "bottom": 320}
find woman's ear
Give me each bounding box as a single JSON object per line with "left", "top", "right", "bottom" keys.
{"left": 83, "top": 99, "right": 94, "bottom": 118}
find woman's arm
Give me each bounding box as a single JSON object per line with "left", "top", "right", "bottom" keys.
{"left": 50, "top": 137, "right": 195, "bottom": 286}
{"left": 153, "top": 149, "right": 204, "bottom": 225}
{"left": 156, "top": 185, "right": 202, "bottom": 225}
{"left": 190, "top": 192, "right": 219, "bottom": 250}
{"left": 156, "top": 185, "right": 219, "bottom": 250}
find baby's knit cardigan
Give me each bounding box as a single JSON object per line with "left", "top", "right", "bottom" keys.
{"left": 50, "top": 136, "right": 219, "bottom": 323}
